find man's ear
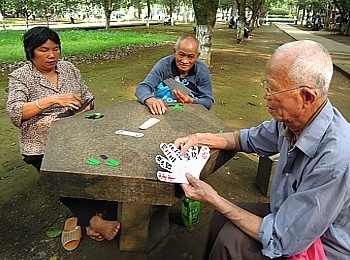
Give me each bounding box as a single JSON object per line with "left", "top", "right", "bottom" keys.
{"left": 173, "top": 48, "right": 177, "bottom": 55}
{"left": 303, "top": 87, "right": 317, "bottom": 105}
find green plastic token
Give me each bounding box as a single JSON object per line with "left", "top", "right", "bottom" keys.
{"left": 86, "top": 158, "right": 100, "bottom": 165}
{"left": 105, "top": 160, "right": 120, "bottom": 167}
{"left": 170, "top": 104, "right": 184, "bottom": 110}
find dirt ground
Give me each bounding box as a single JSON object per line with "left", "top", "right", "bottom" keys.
{"left": 0, "top": 23, "right": 349, "bottom": 260}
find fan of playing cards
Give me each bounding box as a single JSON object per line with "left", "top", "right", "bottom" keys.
{"left": 155, "top": 142, "right": 210, "bottom": 184}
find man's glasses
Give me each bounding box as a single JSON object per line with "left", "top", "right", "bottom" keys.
{"left": 261, "top": 80, "right": 305, "bottom": 97}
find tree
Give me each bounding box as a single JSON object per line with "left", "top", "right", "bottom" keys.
{"left": 334, "top": 0, "right": 350, "bottom": 35}
{"left": 192, "top": 0, "right": 219, "bottom": 66}
{"left": 235, "top": 0, "right": 246, "bottom": 42}
{"left": 95, "top": 0, "right": 122, "bottom": 30}
{"left": 247, "top": 0, "right": 265, "bottom": 31}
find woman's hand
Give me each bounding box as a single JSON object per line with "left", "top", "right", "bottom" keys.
{"left": 55, "top": 93, "right": 82, "bottom": 110}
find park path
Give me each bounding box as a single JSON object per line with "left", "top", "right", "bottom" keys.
{"left": 276, "top": 23, "right": 350, "bottom": 78}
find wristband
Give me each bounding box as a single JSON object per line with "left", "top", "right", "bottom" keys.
{"left": 35, "top": 100, "right": 43, "bottom": 110}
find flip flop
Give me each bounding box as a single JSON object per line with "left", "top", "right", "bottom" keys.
{"left": 61, "top": 217, "right": 82, "bottom": 251}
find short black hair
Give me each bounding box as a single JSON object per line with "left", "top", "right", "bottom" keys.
{"left": 23, "top": 26, "right": 61, "bottom": 61}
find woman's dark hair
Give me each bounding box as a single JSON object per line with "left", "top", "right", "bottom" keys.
{"left": 23, "top": 26, "right": 61, "bottom": 61}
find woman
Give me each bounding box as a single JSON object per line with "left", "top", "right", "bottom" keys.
{"left": 6, "top": 26, "right": 120, "bottom": 243}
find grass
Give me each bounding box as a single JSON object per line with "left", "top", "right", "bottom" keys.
{"left": 0, "top": 29, "right": 176, "bottom": 63}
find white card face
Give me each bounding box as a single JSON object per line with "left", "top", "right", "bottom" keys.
{"left": 192, "top": 146, "right": 211, "bottom": 177}
{"left": 155, "top": 143, "right": 210, "bottom": 184}
{"left": 155, "top": 154, "right": 186, "bottom": 174}
{"left": 159, "top": 143, "right": 183, "bottom": 164}
{"left": 157, "top": 171, "right": 189, "bottom": 184}
{"left": 139, "top": 118, "right": 160, "bottom": 130}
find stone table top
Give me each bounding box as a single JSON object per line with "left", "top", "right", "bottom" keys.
{"left": 40, "top": 100, "right": 235, "bottom": 206}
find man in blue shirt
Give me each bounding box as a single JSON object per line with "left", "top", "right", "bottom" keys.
{"left": 174, "top": 40, "right": 350, "bottom": 259}
{"left": 135, "top": 35, "right": 214, "bottom": 115}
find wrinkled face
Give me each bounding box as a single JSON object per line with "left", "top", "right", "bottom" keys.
{"left": 263, "top": 56, "right": 305, "bottom": 126}
{"left": 173, "top": 39, "right": 200, "bottom": 75}
{"left": 32, "top": 39, "right": 60, "bottom": 72}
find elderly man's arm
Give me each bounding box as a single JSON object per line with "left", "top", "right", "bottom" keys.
{"left": 181, "top": 173, "right": 262, "bottom": 240}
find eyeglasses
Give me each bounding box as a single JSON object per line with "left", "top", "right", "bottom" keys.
{"left": 261, "top": 80, "right": 305, "bottom": 96}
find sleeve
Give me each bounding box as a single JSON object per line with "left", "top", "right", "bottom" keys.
{"left": 192, "top": 63, "right": 214, "bottom": 110}
{"left": 67, "top": 62, "right": 94, "bottom": 101}
{"left": 6, "top": 74, "right": 28, "bottom": 127}
{"left": 239, "top": 119, "right": 281, "bottom": 156}
{"left": 259, "top": 164, "right": 350, "bottom": 258}
{"left": 135, "top": 59, "right": 168, "bottom": 104}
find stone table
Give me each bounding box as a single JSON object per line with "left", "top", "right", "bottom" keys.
{"left": 40, "top": 100, "right": 236, "bottom": 252}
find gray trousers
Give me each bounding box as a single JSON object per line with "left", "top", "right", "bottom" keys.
{"left": 205, "top": 202, "right": 286, "bottom": 260}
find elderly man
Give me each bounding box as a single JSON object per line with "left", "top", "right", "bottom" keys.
{"left": 174, "top": 40, "right": 350, "bottom": 259}
{"left": 135, "top": 35, "right": 214, "bottom": 115}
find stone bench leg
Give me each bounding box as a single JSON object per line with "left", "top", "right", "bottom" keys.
{"left": 255, "top": 154, "right": 279, "bottom": 197}
{"left": 117, "top": 202, "right": 169, "bottom": 252}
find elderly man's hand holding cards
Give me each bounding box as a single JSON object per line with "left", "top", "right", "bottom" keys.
{"left": 155, "top": 142, "right": 210, "bottom": 184}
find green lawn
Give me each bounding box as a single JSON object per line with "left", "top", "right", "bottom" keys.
{"left": 0, "top": 29, "right": 176, "bottom": 63}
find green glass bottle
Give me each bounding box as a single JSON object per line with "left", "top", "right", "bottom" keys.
{"left": 181, "top": 197, "right": 200, "bottom": 226}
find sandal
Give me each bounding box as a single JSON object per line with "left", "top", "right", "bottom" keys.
{"left": 61, "top": 217, "right": 82, "bottom": 251}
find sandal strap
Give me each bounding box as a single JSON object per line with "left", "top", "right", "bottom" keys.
{"left": 62, "top": 226, "right": 81, "bottom": 245}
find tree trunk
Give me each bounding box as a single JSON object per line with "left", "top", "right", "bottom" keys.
{"left": 195, "top": 25, "right": 213, "bottom": 67}
{"left": 192, "top": 0, "right": 219, "bottom": 67}
{"left": 345, "top": 18, "right": 350, "bottom": 35}
{"left": 249, "top": 0, "right": 262, "bottom": 32}
{"left": 105, "top": 9, "right": 112, "bottom": 30}
{"left": 138, "top": 0, "right": 142, "bottom": 19}
{"left": 236, "top": 0, "right": 246, "bottom": 43}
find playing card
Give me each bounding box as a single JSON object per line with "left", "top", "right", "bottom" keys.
{"left": 157, "top": 171, "right": 189, "bottom": 184}
{"left": 164, "top": 78, "right": 191, "bottom": 95}
{"left": 191, "top": 146, "right": 211, "bottom": 178}
{"left": 155, "top": 143, "right": 211, "bottom": 184}
{"left": 155, "top": 154, "right": 186, "bottom": 174}
{"left": 159, "top": 143, "right": 183, "bottom": 164}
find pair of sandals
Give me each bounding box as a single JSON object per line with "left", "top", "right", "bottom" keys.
{"left": 61, "top": 216, "right": 118, "bottom": 250}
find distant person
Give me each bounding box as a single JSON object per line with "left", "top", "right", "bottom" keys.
{"left": 5, "top": 26, "right": 120, "bottom": 244}
{"left": 69, "top": 12, "right": 75, "bottom": 24}
{"left": 135, "top": 35, "right": 214, "bottom": 115}
{"left": 174, "top": 40, "right": 350, "bottom": 259}
{"left": 229, "top": 16, "right": 235, "bottom": 28}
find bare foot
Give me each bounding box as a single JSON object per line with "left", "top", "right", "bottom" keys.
{"left": 86, "top": 226, "right": 105, "bottom": 241}
{"left": 90, "top": 215, "right": 121, "bottom": 241}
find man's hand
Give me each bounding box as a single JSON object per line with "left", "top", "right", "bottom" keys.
{"left": 173, "top": 90, "right": 194, "bottom": 104}
{"left": 144, "top": 97, "right": 167, "bottom": 115}
{"left": 180, "top": 173, "right": 218, "bottom": 203}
